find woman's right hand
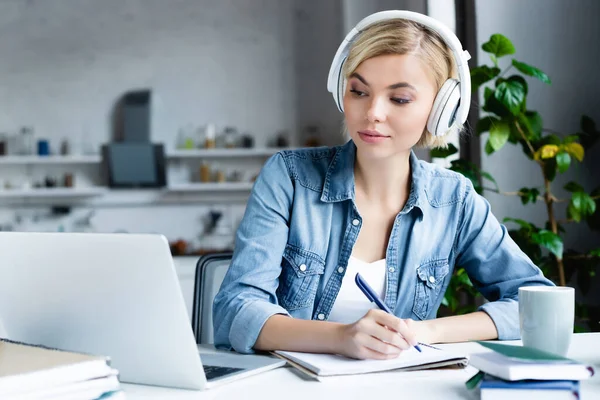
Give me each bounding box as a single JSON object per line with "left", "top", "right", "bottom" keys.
{"left": 336, "top": 309, "right": 418, "bottom": 360}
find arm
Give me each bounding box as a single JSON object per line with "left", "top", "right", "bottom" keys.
{"left": 212, "top": 153, "right": 294, "bottom": 353}
{"left": 255, "top": 315, "right": 345, "bottom": 353}
{"left": 256, "top": 312, "right": 418, "bottom": 360}
{"left": 444, "top": 178, "right": 554, "bottom": 341}
{"left": 415, "top": 311, "right": 498, "bottom": 344}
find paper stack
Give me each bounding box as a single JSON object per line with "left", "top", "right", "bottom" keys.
{"left": 467, "top": 341, "right": 595, "bottom": 400}
{"left": 0, "top": 338, "right": 124, "bottom": 399}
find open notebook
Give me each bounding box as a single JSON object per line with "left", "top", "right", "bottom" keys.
{"left": 274, "top": 343, "right": 468, "bottom": 379}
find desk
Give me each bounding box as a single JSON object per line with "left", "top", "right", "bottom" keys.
{"left": 123, "top": 333, "right": 600, "bottom": 399}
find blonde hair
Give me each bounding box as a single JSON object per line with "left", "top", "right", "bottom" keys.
{"left": 342, "top": 19, "right": 460, "bottom": 148}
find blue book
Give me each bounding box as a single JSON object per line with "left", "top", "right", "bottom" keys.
{"left": 480, "top": 374, "right": 580, "bottom": 400}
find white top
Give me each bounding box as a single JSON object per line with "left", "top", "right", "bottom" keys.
{"left": 327, "top": 256, "right": 387, "bottom": 323}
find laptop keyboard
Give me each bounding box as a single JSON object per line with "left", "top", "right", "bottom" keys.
{"left": 204, "top": 364, "right": 244, "bottom": 381}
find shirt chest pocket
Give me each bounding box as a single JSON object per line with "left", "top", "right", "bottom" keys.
{"left": 277, "top": 245, "right": 325, "bottom": 311}
{"left": 412, "top": 259, "right": 450, "bottom": 320}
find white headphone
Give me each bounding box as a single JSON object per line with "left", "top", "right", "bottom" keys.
{"left": 327, "top": 10, "right": 472, "bottom": 137}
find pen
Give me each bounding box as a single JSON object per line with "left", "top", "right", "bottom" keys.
{"left": 355, "top": 272, "right": 422, "bottom": 353}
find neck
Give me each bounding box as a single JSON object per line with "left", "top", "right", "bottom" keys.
{"left": 354, "top": 150, "right": 412, "bottom": 207}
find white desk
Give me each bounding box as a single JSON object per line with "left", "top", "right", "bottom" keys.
{"left": 123, "top": 333, "right": 600, "bottom": 399}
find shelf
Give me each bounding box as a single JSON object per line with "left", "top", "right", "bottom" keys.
{"left": 166, "top": 182, "right": 255, "bottom": 192}
{"left": 0, "top": 155, "right": 102, "bottom": 164}
{"left": 0, "top": 148, "right": 294, "bottom": 164}
{"left": 166, "top": 147, "right": 289, "bottom": 158}
{"left": 0, "top": 187, "right": 107, "bottom": 198}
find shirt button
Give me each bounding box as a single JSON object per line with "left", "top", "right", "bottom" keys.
{"left": 388, "top": 267, "right": 395, "bottom": 273}
{"left": 352, "top": 219, "right": 360, "bottom": 226}
{"left": 337, "top": 267, "right": 344, "bottom": 273}
{"left": 317, "top": 313, "right": 325, "bottom": 320}
{"left": 299, "top": 264, "right": 307, "bottom": 272}
{"left": 429, "top": 276, "right": 436, "bottom": 283}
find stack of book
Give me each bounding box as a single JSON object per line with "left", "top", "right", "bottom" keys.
{"left": 0, "top": 338, "right": 123, "bottom": 399}
{"left": 467, "top": 341, "right": 595, "bottom": 400}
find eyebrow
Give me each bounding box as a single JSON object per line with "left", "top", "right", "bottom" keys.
{"left": 350, "top": 72, "right": 417, "bottom": 91}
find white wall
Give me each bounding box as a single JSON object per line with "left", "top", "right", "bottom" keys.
{"left": 0, "top": 0, "right": 296, "bottom": 150}
{"left": 0, "top": 0, "right": 343, "bottom": 247}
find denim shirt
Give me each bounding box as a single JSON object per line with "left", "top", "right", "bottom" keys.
{"left": 213, "top": 141, "right": 554, "bottom": 353}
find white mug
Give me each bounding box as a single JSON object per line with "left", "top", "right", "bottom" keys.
{"left": 519, "top": 286, "right": 575, "bottom": 356}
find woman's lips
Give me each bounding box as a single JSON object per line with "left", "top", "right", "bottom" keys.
{"left": 358, "top": 130, "right": 390, "bottom": 144}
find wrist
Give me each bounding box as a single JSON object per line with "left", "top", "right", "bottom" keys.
{"left": 328, "top": 322, "right": 347, "bottom": 354}
{"left": 416, "top": 319, "right": 441, "bottom": 344}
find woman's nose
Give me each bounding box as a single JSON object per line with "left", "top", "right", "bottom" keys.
{"left": 366, "top": 97, "right": 387, "bottom": 123}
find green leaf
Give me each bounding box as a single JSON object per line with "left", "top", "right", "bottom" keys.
{"left": 495, "top": 79, "right": 526, "bottom": 116}
{"left": 518, "top": 187, "right": 540, "bottom": 205}
{"left": 531, "top": 230, "right": 563, "bottom": 259}
{"left": 563, "top": 134, "right": 579, "bottom": 144}
{"left": 563, "top": 142, "right": 584, "bottom": 162}
{"left": 482, "top": 34, "right": 516, "bottom": 58}
{"left": 590, "top": 248, "right": 600, "bottom": 257}
{"left": 568, "top": 192, "right": 597, "bottom": 222}
{"left": 489, "top": 120, "right": 510, "bottom": 151}
{"left": 511, "top": 60, "right": 552, "bottom": 84}
{"left": 484, "top": 140, "right": 495, "bottom": 155}
{"left": 483, "top": 90, "right": 512, "bottom": 117}
{"left": 524, "top": 111, "right": 543, "bottom": 141}
{"left": 476, "top": 116, "right": 499, "bottom": 135}
{"left": 564, "top": 181, "right": 584, "bottom": 193}
{"left": 471, "top": 66, "right": 502, "bottom": 89}
{"left": 481, "top": 171, "right": 499, "bottom": 191}
{"left": 556, "top": 151, "right": 571, "bottom": 173}
{"left": 430, "top": 143, "right": 458, "bottom": 158}
{"left": 508, "top": 75, "right": 528, "bottom": 95}
{"left": 504, "top": 217, "right": 536, "bottom": 232}
{"left": 484, "top": 87, "right": 494, "bottom": 103}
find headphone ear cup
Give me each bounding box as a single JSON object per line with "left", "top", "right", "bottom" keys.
{"left": 336, "top": 59, "right": 346, "bottom": 112}
{"left": 427, "top": 79, "right": 460, "bottom": 137}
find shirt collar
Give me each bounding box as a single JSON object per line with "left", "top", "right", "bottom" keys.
{"left": 320, "top": 141, "right": 427, "bottom": 215}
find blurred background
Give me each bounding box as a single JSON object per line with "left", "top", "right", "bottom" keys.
{"left": 0, "top": 0, "right": 598, "bottom": 327}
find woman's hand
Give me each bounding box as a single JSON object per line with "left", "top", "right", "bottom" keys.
{"left": 336, "top": 309, "right": 419, "bottom": 360}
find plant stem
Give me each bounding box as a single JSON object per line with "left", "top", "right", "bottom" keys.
{"left": 516, "top": 119, "right": 566, "bottom": 285}
{"left": 514, "top": 121, "right": 542, "bottom": 166}
{"left": 499, "top": 64, "right": 513, "bottom": 77}
{"left": 544, "top": 175, "right": 565, "bottom": 286}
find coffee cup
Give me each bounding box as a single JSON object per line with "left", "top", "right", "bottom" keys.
{"left": 519, "top": 286, "right": 574, "bottom": 356}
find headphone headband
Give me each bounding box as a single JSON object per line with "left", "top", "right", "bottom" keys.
{"left": 327, "top": 10, "right": 471, "bottom": 128}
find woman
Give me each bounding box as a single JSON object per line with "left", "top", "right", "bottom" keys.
{"left": 213, "top": 11, "right": 553, "bottom": 360}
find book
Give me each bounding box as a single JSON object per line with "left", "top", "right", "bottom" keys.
{"left": 274, "top": 343, "right": 468, "bottom": 378}
{"left": 12, "top": 374, "right": 120, "bottom": 400}
{"left": 469, "top": 341, "right": 595, "bottom": 381}
{"left": 479, "top": 373, "right": 580, "bottom": 400}
{"left": 0, "top": 338, "right": 117, "bottom": 397}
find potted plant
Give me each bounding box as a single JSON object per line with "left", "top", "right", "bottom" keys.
{"left": 434, "top": 34, "right": 600, "bottom": 332}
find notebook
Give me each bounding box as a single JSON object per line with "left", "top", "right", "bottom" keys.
{"left": 0, "top": 338, "right": 117, "bottom": 397}
{"left": 469, "top": 341, "right": 595, "bottom": 382}
{"left": 478, "top": 373, "right": 579, "bottom": 400}
{"left": 274, "top": 343, "right": 468, "bottom": 379}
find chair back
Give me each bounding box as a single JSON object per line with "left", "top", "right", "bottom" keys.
{"left": 191, "top": 252, "right": 233, "bottom": 344}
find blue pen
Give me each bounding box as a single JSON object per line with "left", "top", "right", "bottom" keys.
{"left": 355, "top": 272, "right": 422, "bottom": 353}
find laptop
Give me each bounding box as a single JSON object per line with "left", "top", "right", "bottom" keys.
{"left": 0, "top": 232, "right": 285, "bottom": 390}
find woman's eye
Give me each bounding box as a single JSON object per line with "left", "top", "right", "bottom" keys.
{"left": 391, "top": 97, "right": 410, "bottom": 104}
{"left": 349, "top": 89, "right": 366, "bottom": 97}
